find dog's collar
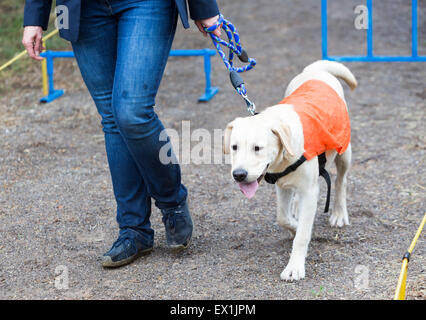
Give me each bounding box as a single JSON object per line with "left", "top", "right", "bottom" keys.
{"left": 264, "top": 155, "right": 307, "bottom": 184}
{"left": 264, "top": 153, "right": 331, "bottom": 213}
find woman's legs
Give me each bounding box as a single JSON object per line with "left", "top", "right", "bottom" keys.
{"left": 111, "top": 0, "right": 187, "bottom": 210}
{"left": 71, "top": 0, "right": 154, "bottom": 245}
{"left": 71, "top": 0, "right": 189, "bottom": 256}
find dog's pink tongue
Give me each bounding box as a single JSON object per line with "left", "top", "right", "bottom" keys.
{"left": 238, "top": 181, "right": 259, "bottom": 199}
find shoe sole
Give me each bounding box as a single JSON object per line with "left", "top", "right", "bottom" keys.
{"left": 102, "top": 247, "right": 153, "bottom": 268}
{"left": 168, "top": 234, "right": 192, "bottom": 253}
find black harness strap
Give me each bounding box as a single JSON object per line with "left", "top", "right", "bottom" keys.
{"left": 264, "top": 152, "right": 331, "bottom": 213}
{"left": 318, "top": 153, "right": 331, "bottom": 213}
{"left": 264, "top": 155, "right": 307, "bottom": 184}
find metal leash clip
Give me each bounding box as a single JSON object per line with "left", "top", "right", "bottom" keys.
{"left": 242, "top": 94, "right": 257, "bottom": 115}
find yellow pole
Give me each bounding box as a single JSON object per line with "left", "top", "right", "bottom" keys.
{"left": 41, "top": 39, "right": 48, "bottom": 96}
{"left": 394, "top": 213, "right": 426, "bottom": 300}
{"left": 41, "top": 29, "right": 59, "bottom": 42}
{"left": 394, "top": 259, "right": 408, "bottom": 300}
{"left": 0, "top": 51, "right": 27, "bottom": 72}
{"left": 0, "top": 29, "right": 59, "bottom": 72}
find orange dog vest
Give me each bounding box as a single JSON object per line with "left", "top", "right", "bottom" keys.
{"left": 279, "top": 79, "right": 351, "bottom": 160}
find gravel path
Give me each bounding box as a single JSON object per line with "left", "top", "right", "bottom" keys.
{"left": 0, "top": 0, "right": 425, "bottom": 299}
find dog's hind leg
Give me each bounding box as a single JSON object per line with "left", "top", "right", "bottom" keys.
{"left": 276, "top": 187, "right": 298, "bottom": 237}
{"left": 329, "top": 143, "right": 351, "bottom": 227}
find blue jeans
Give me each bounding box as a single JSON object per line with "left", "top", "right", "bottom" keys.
{"left": 71, "top": 0, "right": 187, "bottom": 245}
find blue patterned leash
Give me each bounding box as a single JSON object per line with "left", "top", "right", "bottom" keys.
{"left": 204, "top": 14, "right": 257, "bottom": 115}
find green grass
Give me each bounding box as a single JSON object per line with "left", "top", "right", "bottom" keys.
{"left": 0, "top": 0, "right": 70, "bottom": 72}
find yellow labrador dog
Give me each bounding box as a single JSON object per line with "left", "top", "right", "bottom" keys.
{"left": 224, "top": 60, "right": 357, "bottom": 281}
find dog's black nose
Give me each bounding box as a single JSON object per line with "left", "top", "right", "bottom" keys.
{"left": 233, "top": 169, "right": 248, "bottom": 182}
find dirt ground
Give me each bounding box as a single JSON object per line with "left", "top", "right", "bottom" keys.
{"left": 0, "top": 0, "right": 425, "bottom": 300}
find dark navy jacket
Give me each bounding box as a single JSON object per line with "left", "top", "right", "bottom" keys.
{"left": 24, "top": 0, "right": 219, "bottom": 42}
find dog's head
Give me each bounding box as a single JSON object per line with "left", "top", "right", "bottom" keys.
{"left": 224, "top": 114, "right": 294, "bottom": 199}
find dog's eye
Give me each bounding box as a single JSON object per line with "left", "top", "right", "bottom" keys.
{"left": 254, "top": 146, "right": 261, "bottom": 152}
{"left": 232, "top": 145, "right": 238, "bottom": 151}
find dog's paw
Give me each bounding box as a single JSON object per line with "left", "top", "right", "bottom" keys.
{"left": 329, "top": 210, "right": 349, "bottom": 227}
{"left": 280, "top": 263, "right": 305, "bottom": 281}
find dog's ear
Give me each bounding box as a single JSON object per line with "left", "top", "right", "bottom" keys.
{"left": 223, "top": 119, "right": 238, "bottom": 154}
{"left": 271, "top": 123, "right": 294, "bottom": 157}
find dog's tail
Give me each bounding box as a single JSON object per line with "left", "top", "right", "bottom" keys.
{"left": 303, "top": 60, "right": 358, "bottom": 91}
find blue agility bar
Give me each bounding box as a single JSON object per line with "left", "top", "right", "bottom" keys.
{"left": 39, "top": 50, "right": 75, "bottom": 103}
{"left": 40, "top": 49, "right": 219, "bottom": 103}
{"left": 321, "top": 0, "right": 426, "bottom": 62}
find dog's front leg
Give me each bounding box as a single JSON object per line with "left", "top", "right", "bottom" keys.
{"left": 280, "top": 185, "right": 318, "bottom": 281}
{"left": 276, "top": 187, "right": 299, "bottom": 237}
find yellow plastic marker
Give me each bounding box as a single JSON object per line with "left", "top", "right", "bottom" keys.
{"left": 394, "top": 212, "right": 426, "bottom": 300}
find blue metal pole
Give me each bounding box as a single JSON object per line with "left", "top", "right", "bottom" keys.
{"left": 325, "top": 55, "right": 426, "bottom": 62}
{"left": 412, "top": 0, "right": 418, "bottom": 58}
{"left": 367, "top": 0, "right": 373, "bottom": 57}
{"left": 204, "top": 50, "right": 212, "bottom": 91}
{"left": 198, "top": 49, "right": 219, "bottom": 102}
{"left": 40, "top": 51, "right": 66, "bottom": 103}
{"left": 321, "top": 0, "right": 328, "bottom": 59}
{"left": 46, "top": 52, "right": 55, "bottom": 94}
{"left": 169, "top": 49, "right": 216, "bottom": 57}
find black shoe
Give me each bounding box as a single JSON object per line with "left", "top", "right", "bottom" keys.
{"left": 102, "top": 235, "right": 153, "bottom": 268}
{"left": 161, "top": 202, "right": 193, "bottom": 252}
